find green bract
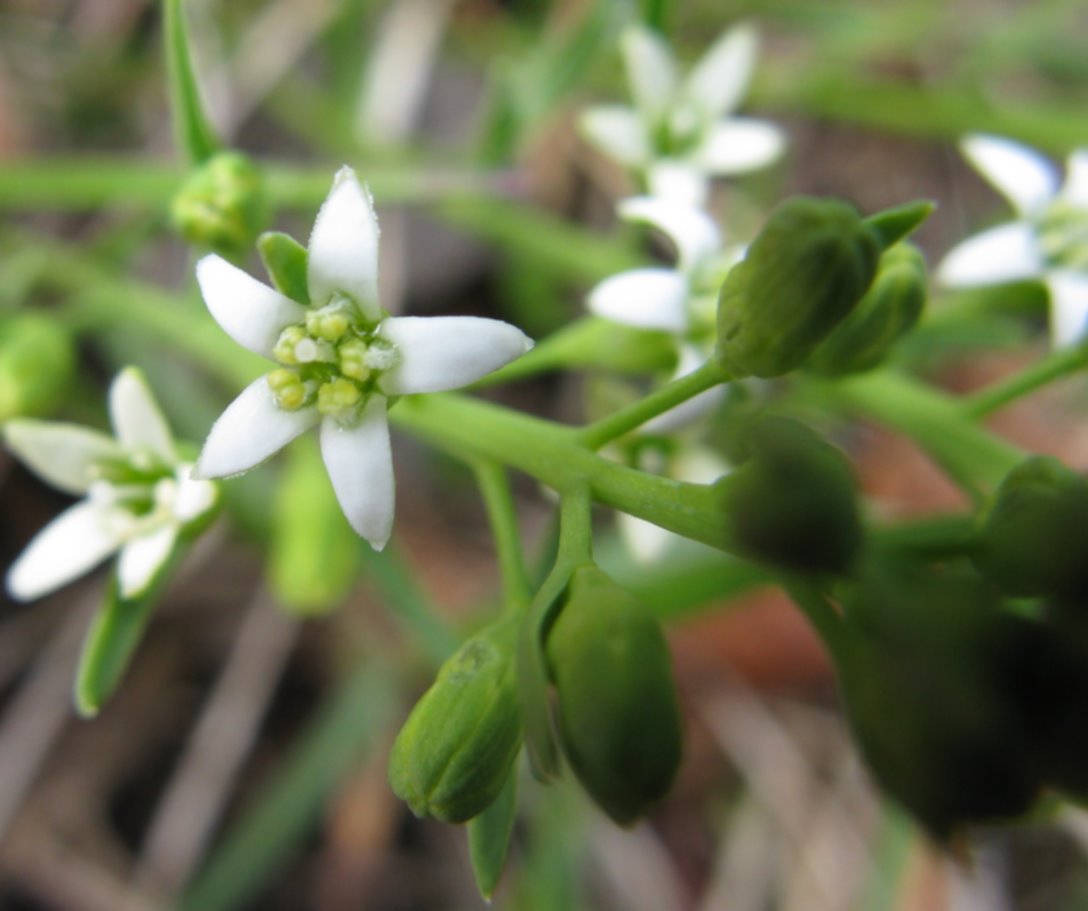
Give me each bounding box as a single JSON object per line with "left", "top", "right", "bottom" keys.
{"left": 808, "top": 243, "right": 927, "bottom": 375}
{"left": 715, "top": 196, "right": 880, "bottom": 378}
{"left": 389, "top": 619, "right": 522, "bottom": 824}
{"left": 545, "top": 565, "right": 682, "bottom": 825}
{"left": 171, "top": 151, "right": 268, "bottom": 258}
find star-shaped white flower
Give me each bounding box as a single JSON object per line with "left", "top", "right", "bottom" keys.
{"left": 588, "top": 196, "right": 736, "bottom": 431}
{"left": 580, "top": 22, "right": 786, "bottom": 207}
{"left": 938, "top": 134, "right": 1088, "bottom": 348}
{"left": 192, "top": 166, "right": 533, "bottom": 550}
{"left": 5, "top": 368, "right": 218, "bottom": 601}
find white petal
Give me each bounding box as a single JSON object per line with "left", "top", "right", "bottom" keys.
{"left": 618, "top": 196, "right": 721, "bottom": 273}
{"left": 173, "top": 465, "right": 219, "bottom": 523}
{"left": 587, "top": 268, "right": 689, "bottom": 333}
{"left": 621, "top": 25, "right": 678, "bottom": 120}
{"left": 693, "top": 118, "right": 786, "bottom": 175}
{"left": 308, "top": 167, "right": 382, "bottom": 322}
{"left": 320, "top": 402, "right": 394, "bottom": 550}
{"left": 961, "top": 134, "right": 1059, "bottom": 215}
{"left": 194, "top": 377, "right": 320, "bottom": 479}
{"left": 579, "top": 106, "right": 651, "bottom": 167}
{"left": 1046, "top": 270, "right": 1088, "bottom": 349}
{"left": 618, "top": 512, "right": 676, "bottom": 563}
{"left": 672, "top": 445, "right": 731, "bottom": 484}
{"left": 4, "top": 421, "right": 121, "bottom": 495}
{"left": 1062, "top": 150, "right": 1088, "bottom": 207}
{"left": 6, "top": 500, "right": 122, "bottom": 600}
{"left": 117, "top": 525, "right": 177, "bottom": 599}
{"left": 936, "top": 221, "right": 1043, "bottom": 287}
{"left": 377, "top": 316, "right": 534, "bottom": 394}
{"left": 646, "top": 160, "right": 709, "bottom": 209}
{"left": 196, "top": 255, "right": 308, "bottom": 359}
{"left": 108, "top": 367, "right": 175, "bottom": 464}
{"left": 682, "top": 22, "right": 757, "bottom": 118}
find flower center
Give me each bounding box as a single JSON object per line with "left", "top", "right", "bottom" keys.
{"left": 267, "top": 297, "right": 399, "bottom": 424}
{"left": 653, "top": 102, "right": 705, "bottom": 157}
{"left": 1035, "top": 201, "right": 1088, "bottom": 271}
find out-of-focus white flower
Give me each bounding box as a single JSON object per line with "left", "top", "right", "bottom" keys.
{"left": 580, "top": 22, "right": 785, "bottom": 207}
{"left": 5, "top": 368, "right": 218, "bottom": 601}
{"left": 193, "top": 167, "right": 532, "bottom": 550}
{"left": 938, "top": 134, "right": 1088, "bottom": 348}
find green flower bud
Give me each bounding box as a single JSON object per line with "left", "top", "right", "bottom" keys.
{"left": 716, "top": 197, "right": 880, "bottom": 378}
{"left": 389, "top": 620, "right": 522, "bottom": 823}
{"left": 719, "top": 417, "right": 861, "bottom": 574}
{"left": 808, "top": 243, "right": 927, "bottom": 375}
{"left": 839, "top": 561, "right": 1040, "bottom": 838}
{"left": 974, "top": 456, "right": 1088, "bottom": 601}
{"left": 545, "top": 566, "right": 682, "bottom": 825}
{"left": 0, "top": 314, "right": 75, "bottom": 420}
{"left": 171, "top": 151, "right": 268, "bottom": 257}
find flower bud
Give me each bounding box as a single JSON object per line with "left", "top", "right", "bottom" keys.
{"left": 545, "top": 565, "right": 682, "bottom": 825}
{"left": 719, "top": 416, "right": 861, "bottom": 574}
{"left": 716, "top": 197, "right": 880, "bottom": 378}
{"left": 808, "top": 243, "right": 927, "bottom": 375}
{"left": 974, "top": 456, "right": 1088, "bottom": 601}
{"left": 0, "top": 314, "right": 75, "bottom": 420}
{"left": 171, "top": 151, "right": 268, "bottom": 257}
{"left": 389, "top": 620, "right": 522, "bottom": 823}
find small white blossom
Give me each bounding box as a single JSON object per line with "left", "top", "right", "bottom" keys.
{"left": 5, "top": 368, "right": 217, "bottom": 601}
{"left": 938, "top": 134, "right": 1088, "bottom": 348}
{"left": 192, "top": 167, "right": 533, "bottom": 550}
{"left": 580, "top": 22, "right": 785, "bottom": 207}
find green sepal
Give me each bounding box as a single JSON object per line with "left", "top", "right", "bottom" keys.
{"left": 164, "top": 0, "right": 221, "bottom": 164}
{"left": 172, "top": 152, "right": 268, "bottom": 258}
{"left": 808, "top": 243, "right": 928, "bottom": 376}
{"left": 863, "top": 199, "right": 936, "bottom": 252}
{"left": 268, "top": 438, "right": 359, "bottom": 615}
{"left": 715, "top": 196, "right": 881, "bottom": 378}
{"left": 545, "top": 565, "right": 682, "bottom": 826}
{"left": 468, "top": 763, "right": 518, "bottom": 900}
{"left": 74, "top": 542, "right": 186, "bottom": 717}
{"left": 258, "top": 231, "right": 310, "bottom": 305}
{"left": 389, "top": 617, "right": 523, "bottom": 823}
{"left": 0, "top": 313, "right": 75, "bottom": 420}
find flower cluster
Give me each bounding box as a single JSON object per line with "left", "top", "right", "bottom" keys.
{"left": 193, "top": 167, "right": 533, "bottom": 549}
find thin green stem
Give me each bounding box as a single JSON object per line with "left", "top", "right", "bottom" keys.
{"left": 782, "top": 579, "right": 850, "bottom": 669}
{"left": 960, "top": 342, "right": 1088, "bottom": 419}
{"left": 556, "top": 486, "right": 593, "bottom": 568}
{"left": 472, "top": 460, "right": 532, "bottom": 613}
{"left": 578, "top": 360, "right": 731, "bottom": 450}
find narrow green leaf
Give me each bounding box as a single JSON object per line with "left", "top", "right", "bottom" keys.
{"left": 468, "top": 765, "right": 519, "bottom": 901}
{"left": 258, "top": 232, "right": 309, "bottom": 305}
{"left": 164, "top": 0, "right": 221, "bottom": 164}
{"left": 863, "top": 199, "right": 936, "bottom": 251}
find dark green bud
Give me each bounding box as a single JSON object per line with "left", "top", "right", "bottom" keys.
{"left": 839, "top": 561, "right": 1040, "bottom": 838}
{"left": 0, "top": 314, "right": 75, "bottom": 420}
{"left": 808, "top": 243, "right": 927, "bottom": 375}
{"left": 974, "top": 456, "right": 1088, "bottom": 601}
{"left": 716, "top": 197, "right": 880, "bottom": 378}
{"left": 389, "top": 620, "right": 522, "bottom": 823}
{"left": 719, "top": 416, "right": 861, "bottom": 574}
{"left": 545, "top": 566, "right": 682, "bottom": 825}
{"left": 172, "top": 151, "right": 268, "bottom": 257}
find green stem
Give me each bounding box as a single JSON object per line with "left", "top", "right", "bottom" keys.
{"left": 782, "top": 579, "right": 850, "bottom": 669}
{"left": 578, "top": 360, "right": 731, "bottom": 450}
{"left": 556, "top": 486, "right": 593, "bottom": 568}
{"left": 472, "top": 460, "right": 532, "bottom": 612}
{"left": 960, "top": 342, "right": 1088, "bottom": 419}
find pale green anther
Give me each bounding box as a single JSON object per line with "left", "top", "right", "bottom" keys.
{"left": 317, "top": 377, "right": 363, "bottom": 420}
{"left": 1037, "top": 202, "right": 1088, "bottom": 271}
{"left": 267, "top": 367, "right": 308, "bottom": 411}
{"left": 338, "top": 337, "right": 372, "bottom": 382}
{"left": 293, "top": 336, "right": 336, "bottom": 364}
{"left": 306, "top": 301, "right": 353, "bottom": 342}
{"left": 273, "top": 325, "right": 308, "bottom": 365}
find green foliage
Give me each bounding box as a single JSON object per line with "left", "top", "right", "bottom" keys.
{"left": 164, "top": 0, "right": 221, "bottom": 164}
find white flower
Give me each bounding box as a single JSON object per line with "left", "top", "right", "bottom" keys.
{"left": 5, "top": 368, "right": 218, "bottom": 601}
{"left": 938, "top": 134, "right": 1088, "bottom": 348}
{"left": 192, "top": 166, "right": 533, "bottom": 550}
{"left": 580, "top": 22, "right": 786, "bottom": 207}
{"left": 588, "top": 196, "right": 737, "bottom": 430}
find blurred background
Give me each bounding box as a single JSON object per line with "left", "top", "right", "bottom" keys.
{"left": 3, "top": 0, "right": 1088, "bottom": 909}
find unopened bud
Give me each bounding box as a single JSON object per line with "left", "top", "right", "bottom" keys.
{"left": 0, "top": 314, "right": 75, "bottom": 420}
{"left": 172, "top": 151, "right": 268, "bottom": 257}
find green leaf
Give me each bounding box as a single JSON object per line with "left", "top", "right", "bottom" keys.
{"left": 468, "top": 765, "right": 518, "bottom": 901}
{"left": 863, "top": 199, "right": 936, "bottom": 251}
{"left": 164, "top": 0, "right": 221, "bottom": 164}
{"left": 258, "top": 231, "right": 310, "bottom": 305}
